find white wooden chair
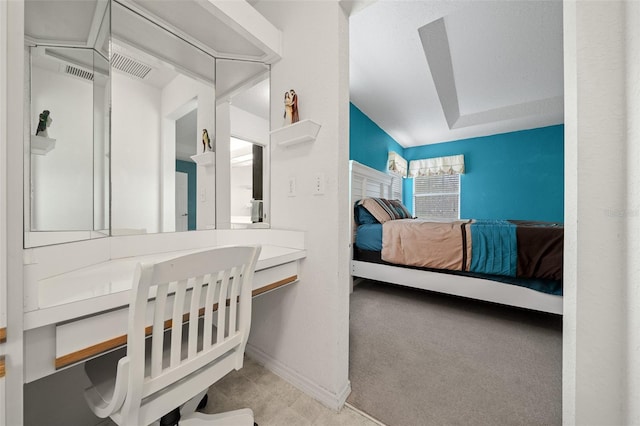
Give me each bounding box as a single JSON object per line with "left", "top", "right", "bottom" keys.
{"left": 83, "top": 245, "right": 261, "bottom": 426}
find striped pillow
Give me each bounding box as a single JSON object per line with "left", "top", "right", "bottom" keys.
{"left": 358, "top": 198, "right": 412, "bottom": 223}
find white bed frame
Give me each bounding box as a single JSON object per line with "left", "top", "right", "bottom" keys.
{"left": 349, "top": 160, "right": 563, "bottom": 315}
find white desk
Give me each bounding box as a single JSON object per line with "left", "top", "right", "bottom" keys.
{"left": 23, "top": 243, "right": 305, "bottom": 383}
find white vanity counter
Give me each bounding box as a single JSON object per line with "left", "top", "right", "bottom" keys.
{"left": 26, "top": 244, "right": 305, "bottom": 329}
{"left": 22, "top": 229, "right": 305, "bottom": 382}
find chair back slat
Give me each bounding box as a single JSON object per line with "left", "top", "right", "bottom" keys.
{"left": 216, "top": 268, "right": 231, "bottom": 344}
{"left": 118, "top": 245, "right": 260, "bottom": 425}
{"left": 169, "top": 278, "right": 188, "bottom": 368}
{"left": 202, "top": 271, "right": 219, "bottom": 350}
{"left": 187, "top": 275, "right": 205, "bottom": 359}
{"left": 227, "top": 264, "right": 243, "bottom": 337}
{"left": 150, "top": 283, "right": 169, "bottom": 378}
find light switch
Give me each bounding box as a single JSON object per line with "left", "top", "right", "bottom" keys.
{"left": 288, "top": 177, "right": 296, "bottom": 197}
{"left": 200, "top": 188, "right": 206, "bottom": 202}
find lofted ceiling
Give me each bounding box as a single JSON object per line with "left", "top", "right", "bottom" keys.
{"left": 349, "top": 0, "right": 563, "bottom": 147}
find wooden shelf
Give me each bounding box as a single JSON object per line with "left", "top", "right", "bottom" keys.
{"left": 31, "top": 135, "right": 56, "bottom": 155}
{"left": 271, "top": 119, "right": 321, "bottom": 147}
{"left": 190, "top": 151, "right": 215, "bottom": 166}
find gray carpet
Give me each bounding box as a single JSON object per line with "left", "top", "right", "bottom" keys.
{"left": 348, "top": 280, "right": 562, "bottom": 426}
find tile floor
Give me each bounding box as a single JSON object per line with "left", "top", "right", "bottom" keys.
{"left": 101, "top": 355, "right": 382, "bottom": 426}
{"left": 203, "top": 355, "right": 384, "bottom": 426}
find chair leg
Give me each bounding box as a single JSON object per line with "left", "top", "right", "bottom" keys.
{"left": 197, "top": 394, "right": 208, "bottom": 411}
{"left": 180, "top": 389, "right": 208, "bottom": 419}
{"left": 159, "top": 408, "right": 180, "bottom": 426}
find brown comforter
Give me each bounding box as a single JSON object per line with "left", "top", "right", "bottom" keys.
{"left": 510, "top": 220, "right": 564, "bottom": 281}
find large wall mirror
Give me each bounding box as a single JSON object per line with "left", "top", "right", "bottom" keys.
{"left": 24, "top": 0, "right": 111, "bottom": 247}
{"left": 23, "top": 0, "right": 271, "bottom": 247}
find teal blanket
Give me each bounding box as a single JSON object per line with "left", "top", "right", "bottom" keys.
{"left": 470, "top": 220, "right": 517, "bottom": 277}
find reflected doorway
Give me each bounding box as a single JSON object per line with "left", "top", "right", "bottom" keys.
{"left": 175, "top": 109, "right": 197, "bottom": 231}
{"left": 175, "top": 172, "right": 189, "bottom": 231}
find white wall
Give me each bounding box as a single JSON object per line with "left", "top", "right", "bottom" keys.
{"left": 215, "top": 102, "right": 231, "bottom": 229}
{"left": 111, "top": 72, "right": 161, "bottom": 233}
{"left": 564, "top": 1, "right": 640, "bottom": 424}
{"left": 230, "top": 105, "right": 269, "bottom": 145}
{"left": 2, "top": 1, "right": 25, "bottom": 424}
{"left": 30, "top": 66, "right": 94, "bottom": 231}
{"left": 248, "top": 1, "right": 351, "bottom": 409}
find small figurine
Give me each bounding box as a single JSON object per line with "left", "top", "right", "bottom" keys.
{"left": 284, "top": 91, "right": 293, "bottom": 123}
{"left": 289, "top": 89, "right": 299, "bottom": 124}
{"left": 284, "top": 89, "right": 299, "bottom": 125}
{"left": 202, "top": 129, "right": 212, "bottom": 153}
{"left": 36, "top": 110, "right": 52, "bottom": 137}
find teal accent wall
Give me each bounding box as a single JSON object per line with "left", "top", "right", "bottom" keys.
{"left": 348, "top": 103, "right": 563, "bottom": 222}
{"left": 350, "top": 103, "right": 405, "bottom": 172}
{"left": 176, "top": 160, "right": 197, "bottom": 231}
{"left": 404, "top": 125, "right": 564, "bottom": 222}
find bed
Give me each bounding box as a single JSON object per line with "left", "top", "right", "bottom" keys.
{"left": 349, "top": 160, "right": 563, "bottom": 315}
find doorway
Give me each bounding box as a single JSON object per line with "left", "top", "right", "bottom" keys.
{"left": 175, "top": 108, "right": 197, "bottom": 230}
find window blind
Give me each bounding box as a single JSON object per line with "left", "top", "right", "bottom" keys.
{"left": 413, "top": 174, "right": 460, "bottom": 220}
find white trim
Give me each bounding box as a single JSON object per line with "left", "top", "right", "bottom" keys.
{"left": 0, "top": 1, "right": 8, "bottom": 424}
{"left": 0, "top": 0, "right": 8, "bottom": 332}
{"left": 245, "top": 343, "right": 351, "bottom": 411}
{"left": 198, "top": 0, "right": 282, "bottom": 64}
{"left": 4, "top": 1, "right": 25, "bottom": 424}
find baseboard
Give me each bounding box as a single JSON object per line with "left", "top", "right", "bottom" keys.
{"left": 245, "top": 343, "right": 351, "bottom": 411}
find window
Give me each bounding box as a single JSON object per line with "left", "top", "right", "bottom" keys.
{"left": 413, "top": 174, "right": 460, "bottom": 220}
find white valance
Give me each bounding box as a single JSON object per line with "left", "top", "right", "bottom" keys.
{"left": 408, "top": 154, "right": 465, "bottom": 177}
{"left": 387, "top": 151, "right": 408, "bottom": 177}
